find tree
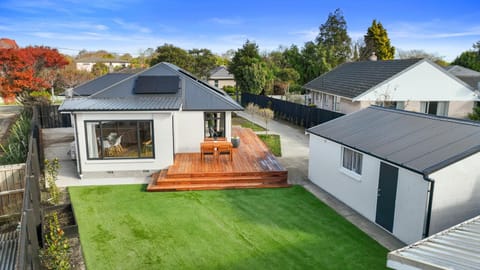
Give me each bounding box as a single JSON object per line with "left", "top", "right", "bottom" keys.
{"left": 149, "top": 44, "right": 192, "bottom": 70}
{"left": 57, "top": 64, "right": 94, "bottom": 89}
{"left": 451, "top": 41, "right": 480, "bottom": 71}
{"left": 300, "top": 42, "right": 331, "bottom": 83}
{"left": 0, "top": 46, "right": 68, "bottom": 102}
{"left": 258, "top": 108, "right": 274, "bottom": 135}
{"left": 360, "top": 20, "right": 395, "bottom": 60}
{"left": 469, "top": 105, "right": 480, "bottom": 121}
{"left": 316, "top": 8, "right": 351, "bottom": 67}
{"left": 91, "top": 63, "right": 108, "bottom": 77}
{"left": 398, "top": 49, "right": 449, "bottom": 66}
{"left": 228, "top": 40, "right": 265, "bottom": 94}
{"left": 189, "top": 48, "right": 217, "bottom": 79}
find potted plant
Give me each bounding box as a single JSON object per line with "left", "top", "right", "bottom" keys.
{"left": 231, "top": 136, "right": 240, "bottom": 148}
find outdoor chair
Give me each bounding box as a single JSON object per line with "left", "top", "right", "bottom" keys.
{"left": 201, "top": 142, "right": 215, "bottom": 161}
{"left": 217, "top": 143, "right": 233, "bottom": 161}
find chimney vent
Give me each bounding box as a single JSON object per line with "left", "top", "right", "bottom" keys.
{"left": 369, "top": 52, "right": 378, "bottom": 61}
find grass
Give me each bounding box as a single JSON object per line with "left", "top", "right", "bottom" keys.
{"left": 232, "top": 115, "right": 266, "bottom": 131}
{"left": 69, "top": 185, "right": 388, "bottom": 270}
{"left": 258, "top": 134, "right": 281, "bottom": 157}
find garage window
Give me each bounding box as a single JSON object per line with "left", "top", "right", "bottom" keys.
{"left": 342, "top": 147, "right": 362, "bottom": 175}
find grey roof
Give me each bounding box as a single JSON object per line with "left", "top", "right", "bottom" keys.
{"left": 0, "top": 231, "right": 18, "bottom": 270}
{"left": 307, "top": 106, "right": 480, "bottom": 175}
{"left": 445, "top": 65, "right": 480, "bottom": 77}
{"left": 59, "top": 96, "right": 181, "bottom": 111}
{"left": 304, "top": 59, "right": 425, "bottom": 99}
{"left": 59, "top": 62, "right": 242, "bottom": 112}
{"left": 208, "top": 66, "right": 234, "bottom": 79}
{"left": 388, "top": 215, "right": 480, "bottom": 270}
{"left": 67, "top": 73, "right": 133, "bottom": 96}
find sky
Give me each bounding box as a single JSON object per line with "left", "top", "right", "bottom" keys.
{"left": 0, "top": 0, "right": 479, "bottom": 61}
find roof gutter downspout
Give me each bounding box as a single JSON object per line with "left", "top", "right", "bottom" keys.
{"left": 423, "top": 174, "right": 434, "bottom": 238}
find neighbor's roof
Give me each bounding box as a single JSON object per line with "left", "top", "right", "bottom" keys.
{"left": 387, "top": 215, "right": 480, "bottom": 270}
{"left": 444, "top": 65, "right": 480, "bottom": 89}
{"left": 304, "top": 59, "right": 425, "bottom": 99}
{"left": 208, "top": 66, "right": 234, "bottom": 79}
{"left": 307, "top": 106, "right": 480, "bottom": 175}
{"left": 59, "top": 62, "right": 242, "bottom": 112}
{"left": 66, "top": 73, "right": 133, "bottom": 96}
{"left": 75, "top": 58, "right": 130, "bottom": 63}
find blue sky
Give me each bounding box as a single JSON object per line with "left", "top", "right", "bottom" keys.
{"left": 0, "top": 0, "right": 479, "bottom": 61}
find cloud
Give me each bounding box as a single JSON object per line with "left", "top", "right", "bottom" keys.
{"left": 289, "top": 28, "right": 317, "bottom": 41}
{"left": 210, "top": 17, "right": 243, "bottom": 25}
{"left": 112, "top": 18, "right": 151, "bottom": 33}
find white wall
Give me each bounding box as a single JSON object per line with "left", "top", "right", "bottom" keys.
{"left": 429, "top": 152, "right": 480, "bottom": 235}
{"left": 308, "top": 135, "right": 429, "bottom": 243}
{"left": 173, "top": 111, "right": 204, "bottom": 153}
{"left": 74, "top": 111, "right": 174, "bottom": 174}
{"left": 355, "top": 61, "right": 477, "bottom": 102}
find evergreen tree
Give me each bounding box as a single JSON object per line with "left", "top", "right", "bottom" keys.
{"left": 360, "top": 20, "right": 395, "bottom": 60}
{"left": 150, "top": 44, "right": 193, "bottom": 70}
{"left": 451, "top": 41, "right": 480, "bottom": 72}
{"left": 316, "top": 8, "right": 351, "bottom": 67}
{"left": 228, "top": 40, "right": 265, "bottom": 94}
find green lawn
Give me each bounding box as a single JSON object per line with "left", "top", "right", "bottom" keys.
{"left": 232, "top": 115, "right": 266, "bottom": 131}
{"left": 69, "top": 185, "right": 388, "bottom": 270}
{"left": 258, "top": 134, "right": 282, "bottom": 157}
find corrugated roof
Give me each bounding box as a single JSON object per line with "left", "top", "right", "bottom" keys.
{"left": 307, "top": 106, "right": 480, "bottom": 175}
{"left": 208, "top": 66, "right": 234, "bottom": 79}
{"left": 304, "top": 59, "right": 424, "bottom": 99}
{"left": 59, "top": 96, "right": 181, "bottom": 111}
{"left": 0, "top": 231, "right": 18, "bottom": 270}
{"left": 388, "top": 215, "right": 480, "bottom": 270}
{"left": 67, "top": 73, "right": 133, "bottom": 96}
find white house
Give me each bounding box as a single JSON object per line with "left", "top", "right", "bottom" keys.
{"left": 59, "top": 62, "right": 243, "bottom": 178}
{"left": 207, "top": 66, "right": 235, "bottom": 89}
{"left": 75, "top": 58, "right": 131, "bottom": 72}
{"left": 307, "top": 106, "right": 480, "bottom": 244}
{"left": 304, "top": 59, "right": 479, "bottom": 118}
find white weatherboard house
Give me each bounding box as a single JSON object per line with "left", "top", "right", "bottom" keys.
{"left": 307, "top": 106, "right": 480, "bottom": 244}
{"left": 304, "top": 59, "right": 479, "bottom": 118}
{"left": 59, "top": 62, "right": 243, "bottom": 178}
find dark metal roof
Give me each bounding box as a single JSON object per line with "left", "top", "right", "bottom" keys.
{"left": 208, "top": 66, "right": 234, "bottom": 79}
{"left": 58, "top": 96, "right": 181, "bottom": 111}
{"left": 307, "top": 106, "right": 480, "bottom": 175}
{"left": 0, "top": 231, "right": 18, "bottom": 270}
{"left": 304, "top": 59, "right": 424, "bottom": 99}
{"left": 65, "top": 73, "right": 133, "bottom": 96}
{"left": 59, "top": 62, "right": 242, "bottom": 112}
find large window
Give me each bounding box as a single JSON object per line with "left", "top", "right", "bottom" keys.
{"left": 342, "top": 147, "right": 363, "bottom": 175}
{"left": 85, "top": 120, "right": 153, "bottom": 159}
{"left": 421, "top": 101, "right": 449, "bottom": 116}
{"left": 204, "top": 112, "right": 225, "bottom": 139}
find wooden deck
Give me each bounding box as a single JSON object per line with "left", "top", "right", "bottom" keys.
{"left": 147, "top": 127, "right": 289, "bottom": 191}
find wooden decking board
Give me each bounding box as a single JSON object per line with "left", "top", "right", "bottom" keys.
{"left": 147, "top": 127, "right": 289, "bottom": 192}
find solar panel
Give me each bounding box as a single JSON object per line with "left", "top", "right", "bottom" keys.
{"left": 133, "top": 75, "right": 180, "bottom": 94}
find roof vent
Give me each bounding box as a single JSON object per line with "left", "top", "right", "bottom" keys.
{"left": 369, "top": 52, "right": 378, "bottom": 61}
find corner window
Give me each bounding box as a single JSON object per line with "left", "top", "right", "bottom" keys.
{"left": 204, "top": 112, "right": 225, "bottom": 139}
{"left": 342, "top": 147, "right": 362, "bottom": 175}
{"left": 85, "top": 120, "right": 153, "bottom": 159}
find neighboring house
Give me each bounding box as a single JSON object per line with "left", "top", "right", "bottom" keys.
{"left": 59, "top": 62, "right": 243, "bottom": 178}
{"left": 0, "top": 38, "right": 19, "bottom": 49}
{"left": 75, "top": 58, "right": 131, "bottom": 72}
{"left": 445, "top": 65, "right": 480, "bottom": 91}
{"left": 307, "top": 106, "right": 480, "bottom": 244}
{"left": 388, "top": 215, "right": 480, "bottom": 269}
{"left": 207, "top": 66, "right": 235, "bottom": 88}
{"left": 304, "top": 59, "right": 479, "bottom": 118}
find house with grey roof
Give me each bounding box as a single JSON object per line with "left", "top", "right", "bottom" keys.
{"left": 445, "top": 65, "right": 480, "bottom": 91}
{"left": 59, "top": 62, "right": 242, "bottom": 178}
{"left": 207, "top": 66, "right": 235, "bottom": 89}
{"left": 307, "top": 106, "right": 480, "bottom": 244}
{"left": 304, "top": 59, "right": 479, "bottom": 118}
{"left": 75, "top": 58, "right": 131, "bottom": 72}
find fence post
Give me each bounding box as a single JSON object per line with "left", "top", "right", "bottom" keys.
{"left": 26, "top": 209, "right": 41, "bottom": 270}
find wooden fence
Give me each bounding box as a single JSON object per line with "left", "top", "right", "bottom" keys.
{"left": 37, "top": 105, "right": 71, "bottom": 128}
{"left": 241, "top": 92, "right": 344, "bottom": 128}
{"left": 0, "top": 164, "right": 25, "bottom": 218}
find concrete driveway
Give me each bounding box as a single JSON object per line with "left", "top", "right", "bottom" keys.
{"left": 236, "top": 111, "right": 405, "bottom": 250}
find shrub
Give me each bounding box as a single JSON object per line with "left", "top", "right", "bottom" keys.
{"left": 40, "top": 213, "right": 71, "bottom": 270}
{"left": 45, "top": 158, "right": 60, "bottom": 205}
{"left": 0, "top": 110, "right": 32, "bottom": 165}
{"left": 222, "top": 85, "right": 236, "bottom": 95}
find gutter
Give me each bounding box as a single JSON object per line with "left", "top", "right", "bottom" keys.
{"left": 422, "top": 174, "right": 434, "bottom": 238}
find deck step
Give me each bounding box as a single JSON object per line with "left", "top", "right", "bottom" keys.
{"left": 147, "top": 181, "right": 291, "bottom": 192}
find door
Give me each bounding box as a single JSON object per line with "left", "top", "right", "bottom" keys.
{"left": 375, "top": 162, "right": 399, "bottom": 232}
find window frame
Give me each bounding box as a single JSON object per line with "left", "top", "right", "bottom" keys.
{"left": 84, "top": 119, "right": 155, "bottom": 160}
{"left": 341, "top": 147, "right": 363, "bottom": 177}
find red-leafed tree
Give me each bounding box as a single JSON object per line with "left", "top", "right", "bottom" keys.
{"left": 0, "top": 46, "right": 68, "bottom": 103}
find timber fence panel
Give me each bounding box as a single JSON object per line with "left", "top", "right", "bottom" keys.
{"left": 0, "top": 164, "right": 26, "bottom": 217}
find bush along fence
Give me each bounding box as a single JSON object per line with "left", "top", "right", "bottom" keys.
{"left": 241, "top": 92, "right": 344, "bottom": 128}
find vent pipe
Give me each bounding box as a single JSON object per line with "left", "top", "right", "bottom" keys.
{"left": 369, "top": 52, "right": 378, "bottom": 61}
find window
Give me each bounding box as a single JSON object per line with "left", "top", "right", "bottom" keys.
{"left": 204, "top": 112, "right": 225, "bottom": 138}
{"left": 342, "top": 147, "right": 362, "bottom": 175}
{"left": 85, "top": 120, "right": 153, "bottom": 159}
{"left": 421, "top": 102, "right": 449, "bottom": 116}
{"left": 214, "top": 80, "right": 219, "bottom": 87}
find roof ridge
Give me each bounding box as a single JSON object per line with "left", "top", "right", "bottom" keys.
{"left": 370, "top": 106, "right": 480, "bottom": 127}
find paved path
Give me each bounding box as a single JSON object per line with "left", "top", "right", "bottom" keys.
{"left": 236, "top": 111, "right": 405, "bottom": 251}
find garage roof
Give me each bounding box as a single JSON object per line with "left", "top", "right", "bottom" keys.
{"left": 307, "top": 106, "right": 480, "bottom": 175}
